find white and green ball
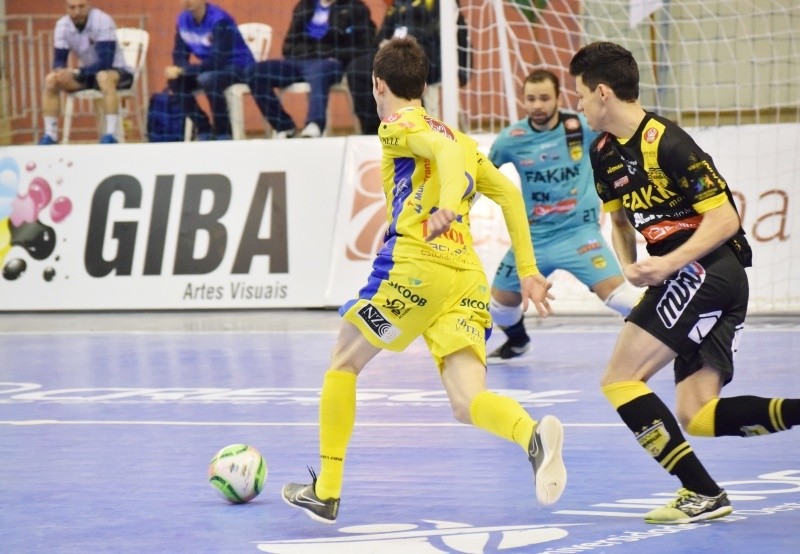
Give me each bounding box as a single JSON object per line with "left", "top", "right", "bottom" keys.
{"left": 208, "top": 444, "right": 267, "bottom": 503}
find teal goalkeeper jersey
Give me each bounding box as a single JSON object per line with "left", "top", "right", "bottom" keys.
{"left": 489, "top": 111, "right": 600, "bottom": 242}
{"left": 377, "top": 106, "right": 538, "bottom": 277}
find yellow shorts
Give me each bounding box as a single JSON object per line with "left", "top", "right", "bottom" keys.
{"left": 340, "top": 256, "right": 492, "bottom": 369}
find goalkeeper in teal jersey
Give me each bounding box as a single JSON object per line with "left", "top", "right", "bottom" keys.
{"left": 486, "top": 69, "right": 641, "bottom": 364}
{"left": 281, "top": 36, "right": 567, "bottom": 524}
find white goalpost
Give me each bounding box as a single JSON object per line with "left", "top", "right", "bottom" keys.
{"left": 436, "top": 0, "right": 800, "bottom": 315}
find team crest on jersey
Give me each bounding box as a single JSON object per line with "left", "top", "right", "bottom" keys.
{"left": 423, "top": 115, "right": 455, "bottom": 140}
{"left": 570, "top": 145, "right": 583, "bottom": 161}
{"left": 644, "top": 127, "right": 659, "bottom": 143}
{"left": 510, "top": 128, "right": 526, "bottom": 137}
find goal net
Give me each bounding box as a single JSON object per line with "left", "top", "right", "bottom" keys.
{"left": 443, "top": 0, "right": 800, "bottom": 314}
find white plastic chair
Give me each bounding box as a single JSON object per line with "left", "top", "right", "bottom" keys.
{"left": 62, "top": 27, "right": 150, "bottom": 144}
{"left": 277, "top": 77, "right": 360, "bottom": 136}
{"left": 226, "top": 23, "right": 272, "bottom": 140}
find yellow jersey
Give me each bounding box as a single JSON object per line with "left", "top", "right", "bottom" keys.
{"left": 377, "top": 106, "right": 539, "bottom": 277}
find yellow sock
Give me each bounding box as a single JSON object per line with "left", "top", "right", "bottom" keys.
{"left": 315, "top": 370, "right": 357, "bottom": 500}
{"left": 686, "top": 397, "right": 718, "bottom": 437}
{"left": 469, "top": 390, "right": 535, "bottom": 452}
{"left": 601, "top": 380, "right": 652, "bottom": 409}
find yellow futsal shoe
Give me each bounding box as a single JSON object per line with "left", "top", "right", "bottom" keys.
{"left": 645, "top": 488, "right": 733, "bottom": 524}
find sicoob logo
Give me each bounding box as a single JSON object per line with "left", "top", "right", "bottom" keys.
{"left": 0, "top": 156, "right": 73, "bottom": 281}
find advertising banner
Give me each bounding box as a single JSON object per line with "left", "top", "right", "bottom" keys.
{"left": 1, "top": 124, "right": 796, "bottom": 313}
{"left": 0, "top": 140, "right": 345, "bottom": 309}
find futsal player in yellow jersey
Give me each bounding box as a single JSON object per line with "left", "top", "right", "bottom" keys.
{"left": 282, "top": 36, "right": 567, "bottom": 524}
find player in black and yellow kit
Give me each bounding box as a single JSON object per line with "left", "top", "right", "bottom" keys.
{"left": 281, "top": 36, "right": 567, "bottom": 524}
{"left": 569, "top": 41, "right": 799, "bottom": 524}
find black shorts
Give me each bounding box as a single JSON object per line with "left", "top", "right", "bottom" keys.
{"left": 75, "top": 68, "right": 134, "bottom": 91}
{"left": 627, "top": 245, "right": 749, "bottom": 386}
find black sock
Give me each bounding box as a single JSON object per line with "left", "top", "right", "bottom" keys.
{"left": 617, "top": 393, "right": 720, "bottom": 496}
{"left": 715, "top": 397, "right": 800, "bottom": 436}
{"left": 502, "top": 315, "right": 529, "bottom": 345}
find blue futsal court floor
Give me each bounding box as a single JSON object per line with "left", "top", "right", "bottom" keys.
{"left": 1, "top": 310, "right": 798, "bottom": 553}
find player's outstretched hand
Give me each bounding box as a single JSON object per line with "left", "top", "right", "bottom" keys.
{"left": 520, "top": 274, "right": 554, "bottom": 318}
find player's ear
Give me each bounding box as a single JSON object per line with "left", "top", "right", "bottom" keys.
{"left": 373, "top": 76, "right": 387, "bottom": 94}
{"left": 597, "top": 83, "right": 612, "bottom": 102}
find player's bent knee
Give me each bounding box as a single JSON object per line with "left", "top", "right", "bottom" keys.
{"left": 489, "top": 297, "right": 523, "bottom": 327}
{"left": 604, "top": 282, "right": 643, "bottom": 317}
{"left": 682, "top": 398, "right": 717, "bottom": 436}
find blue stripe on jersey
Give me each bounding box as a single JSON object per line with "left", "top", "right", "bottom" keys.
{"left": 337, "top": 255, "right": 395, "bottom": 316}
{"left": 463, "top": 171, "right": 474, "bottom": 198}
{"left": 386, "top": 157, "right": 415, "bottom": 240}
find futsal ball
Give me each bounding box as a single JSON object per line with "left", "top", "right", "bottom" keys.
{"left": 208, "top": 444, "right": 267, "bottom": 503}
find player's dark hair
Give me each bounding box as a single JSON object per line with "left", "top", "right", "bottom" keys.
{"left": 569, "top": 42, "right": 639, "bottom": 101}
{"left": 524, "top": 68, "right": 560, "bottom": 97}
{"left": 373, "top": 36, "right": 428, "bottom": 101}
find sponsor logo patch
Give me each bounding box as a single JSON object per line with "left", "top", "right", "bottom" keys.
{"left": 656, "top": 262, "right": 706, "bottom": 328}
{"left": 357, "top": 303, "right": 401, "bottom": 342}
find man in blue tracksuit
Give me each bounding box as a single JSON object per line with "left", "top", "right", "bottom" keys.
{"left": 165, "top": 0, "right": 254, "bottom": 140}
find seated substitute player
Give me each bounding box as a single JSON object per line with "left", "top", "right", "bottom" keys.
{"left": 569, "top": 41, "right": 800, "bottom": 524}
{"left": 281, "top": 36, "right": 567, "bottom": 524}
{"left": 38, "top": 0, "right": 134, "bottom": 144}
{"left": 487, "top": 69, "right": 641, "bottom": 364}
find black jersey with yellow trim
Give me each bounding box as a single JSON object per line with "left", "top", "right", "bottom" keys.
{"left": 589, "top": 112, "right": 750, "bottom": 263}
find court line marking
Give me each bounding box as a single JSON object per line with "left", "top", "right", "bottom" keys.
{"left": 0, "top": 420, "right": 625, "bottom": 427}
{"left": 552, "top": 510, "right": 645, "bottom": 518}
{"left": 0, "top": 326, "right": 795, "bottom": 336}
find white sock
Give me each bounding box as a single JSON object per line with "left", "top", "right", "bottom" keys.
{"left": 489, "top": 297, "right": 524, "bottom": 327}
{"left": 105, "top": 114, "right": 119, "bottom": 136}
{"left": 44, "top": 116, "right": 58, "bottom": 140}
{"left": 604, "top": 282, "right": 644, "bottom": 317}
